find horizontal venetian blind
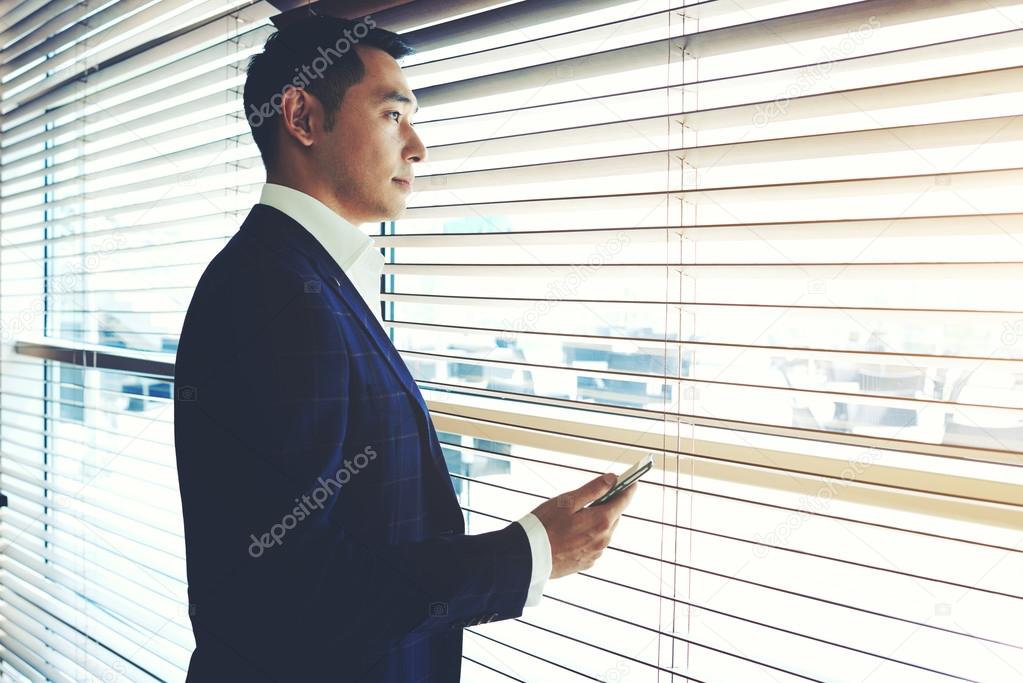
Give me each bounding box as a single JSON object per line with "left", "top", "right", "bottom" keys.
{"left": 0, "top": 0, "right": 276, "bottom": 680}
{"left": 372, "top": 0, "right": 1023, "bottom": 681}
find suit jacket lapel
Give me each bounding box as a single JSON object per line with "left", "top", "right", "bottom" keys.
{"left": 240, "top": 205, "right": 457, "bottom": 495}
{"left": 244, "top": 204, "right": 430, "bottom": 412}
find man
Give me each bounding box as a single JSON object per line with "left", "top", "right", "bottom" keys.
{"left": 173, "top": 13, "right": 638, "bottom": 682}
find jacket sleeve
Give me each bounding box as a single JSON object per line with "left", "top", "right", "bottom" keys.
{"left": 173, "top": 261, "right": 533, "bottom": 652}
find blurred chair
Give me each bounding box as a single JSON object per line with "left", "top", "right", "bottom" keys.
{"left": 852, "top": 367, "right": 926, "bottom": 428}
{"left": 941, "top": 370, "right": 1023, "bottom": 453}
{"left": 942, "top": 421, "right": 1023, "bottom": 452}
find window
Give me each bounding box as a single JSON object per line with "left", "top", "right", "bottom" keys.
{"left": 0, "top": 1, "right": 275, "bottom": 679}
{"left": 1, "top": 1, "right": 1021, "bottom": 681}
{"left": 378, "top": 0, "right": 1023, "bottom": 680}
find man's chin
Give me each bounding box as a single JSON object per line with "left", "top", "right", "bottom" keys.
{"left": 379, "top": 202, "right": 408, "bottom": 222}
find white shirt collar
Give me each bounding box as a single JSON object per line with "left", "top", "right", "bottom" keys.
{"left": 258, "top": 182, "right": 384, "bottom": 322}
{"left": 258, "top": 182, "right": 375, "bottom": 269}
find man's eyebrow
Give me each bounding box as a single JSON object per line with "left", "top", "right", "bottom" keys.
{"left": 381, "top": 90, "right": 419, "bottom": 114}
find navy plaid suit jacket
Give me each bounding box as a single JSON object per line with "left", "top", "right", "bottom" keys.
{"left": 174, "top": 203, "right": 533, "bottom": 681}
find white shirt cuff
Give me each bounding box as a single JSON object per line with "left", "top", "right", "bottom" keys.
{"left": 515, "top": 512, "right": 552, "bottom": 608}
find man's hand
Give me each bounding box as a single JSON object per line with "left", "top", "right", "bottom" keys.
{"left": 529, "top": 472, "right": 640, "bottom": 579}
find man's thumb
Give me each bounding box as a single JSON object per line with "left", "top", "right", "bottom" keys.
{"left": 550, "top": 473, "right": 615, "bottom": 512}
{"left": 576, "top": 473, "right": 616, "bottom": 505}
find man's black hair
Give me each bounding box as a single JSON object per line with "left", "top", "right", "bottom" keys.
{"left": 243, "top": 13, "right": 414, "bottom": 171}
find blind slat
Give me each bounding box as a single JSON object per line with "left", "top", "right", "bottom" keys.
{"left": 0, "top": 599, "right": 162, "bottom": 683}
{"left": 412, "top": 0, "right": 1022, "bottom": 109}
{"left": 0, "top": 571, "right": 187, "bottom": 680}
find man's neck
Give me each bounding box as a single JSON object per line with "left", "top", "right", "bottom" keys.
{"left": 264, "top": 176, "right": 364, "bottom": 228}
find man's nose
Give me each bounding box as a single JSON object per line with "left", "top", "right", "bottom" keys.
{"left": 406, "top": 126, "right": 427, "bottom": 163}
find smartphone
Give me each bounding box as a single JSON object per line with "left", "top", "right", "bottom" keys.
{"left": 588, "top": 453, "right": 654, "bottom": 507}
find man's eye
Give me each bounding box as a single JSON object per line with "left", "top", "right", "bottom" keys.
{"left": 388, "top": 111, "right": 400, "bottom": 122}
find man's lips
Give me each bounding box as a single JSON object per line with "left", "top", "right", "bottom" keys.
{"left": 392, "top": 178, "right": 412, "bottom": 190}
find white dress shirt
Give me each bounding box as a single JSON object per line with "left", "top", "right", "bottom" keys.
{"left": 258, "top": 182, "right": 552, "bottom": 608}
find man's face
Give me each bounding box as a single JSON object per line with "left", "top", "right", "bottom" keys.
{"left": 314, "top": 45, "right": 426, "bottom": 224}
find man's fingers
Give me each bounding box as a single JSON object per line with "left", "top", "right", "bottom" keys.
{"left": 563, "top": 473, "right": 616, "bottom": 511}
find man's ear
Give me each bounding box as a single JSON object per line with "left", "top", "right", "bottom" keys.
{"left": 279, "top": 86, "right": 317, "bottom": 148}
